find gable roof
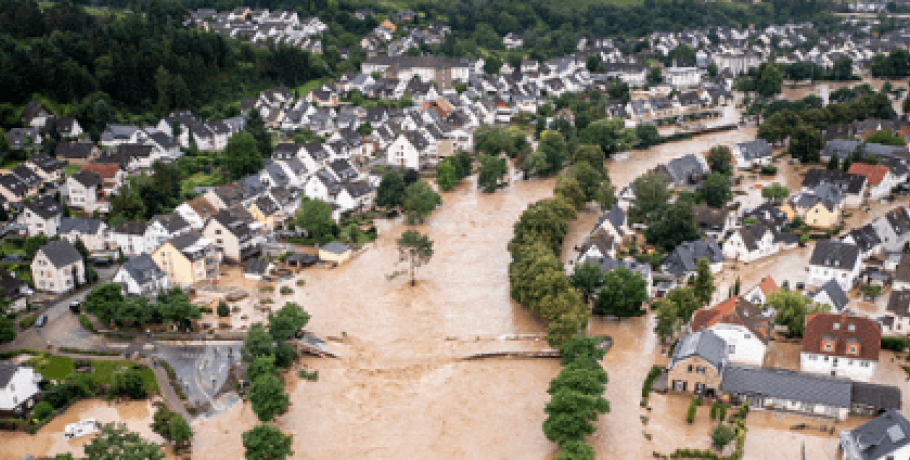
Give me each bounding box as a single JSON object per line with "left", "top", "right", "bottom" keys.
{"left": 887, "top": 289, "right": 910, "bottom": 318}
{"left": 690, "top": 297, "right": 773, "bottom": 344}
{"left": 38, "top": 240, "right": 83, "bottom": 268}
{"left": 58, "top": 218, "right": 104, "bottom": 235}
{"left": 719, "top": 365, "right": 852, "bottom": 408}
{"left": 848, "top": 163, "right": 891, "bottom": 187}
{"left": 25, "top": 196, "right": 62, "bottom": 220}
{"left": 186, "top": 196, "right": 219, "bottom": 219}
{"left": 113, "top": 221, "right": 149, "bottom": 235}
{"left": 664, "top": 237, "right": 724, "bottom": 275}
{"left": 150, "top": 214, "right": 190, "bottom": 234}
{"left": 735, "top": 139, "right": 772, "bottom": 160}
{"left": 810, "top": 279, "right": 850, "bottom": 311}
{"left": 55, "top": 142, "right": 95, "bottom": 160}
{"left": 0, "top": 175, "right": 27, "bottom": 198}
{"left": 81, "top": 164, "right": 121, "bottom": 180}
{"left": 852, "top": 382, "right": 902, "bottom": 412}
{"left": 119, "top": 254, "right": 165, "bottom": 285}
{"left": 69, "top": 170, "right": 102, "bottom": 189}
{"left": 669, "top": 329, "right": 727, "bottom": 371}
{"left": 801, "top": 168, "right": 867, "bottom": 195}
{"left": 802, "top": 313, "right": 881, "bottom": 361}
{"left": 810, "top": 240, "right": 860, "bottom": 271}
{"left": 843, "top": 410, "right": 910, "bottom": 460}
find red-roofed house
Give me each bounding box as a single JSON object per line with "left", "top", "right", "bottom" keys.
{"left": 81, "top": 164, "right": 125, "bottom": 196}
{"left": 690, "top": 296, "right": 773, "bottom": 366}
{"left": 848, "top": 163, "right": 894, "bottom": 199}
{"left": 743, "top": 275, "right": 779, "bottom": 307}
{"left": 800, "top": 313, "right": 880, "bottom": 381}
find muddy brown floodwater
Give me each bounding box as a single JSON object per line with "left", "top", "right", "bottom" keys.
{"left": 191, "top": 127, "right": 770, "bottom": 460}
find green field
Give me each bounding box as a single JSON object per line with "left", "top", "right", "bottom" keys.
{"left": 63, "top": 164, "right": 83, "bottom": 177}
{"left": 32, "top": 355, "right": 159, "bottom": 392}
{"left": 181, "top": 170, "right": 224, "bottom": 194}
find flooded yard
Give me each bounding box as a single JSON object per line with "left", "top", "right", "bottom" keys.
{"left": 1, "top": 399, "right": 167, "bottom": 459}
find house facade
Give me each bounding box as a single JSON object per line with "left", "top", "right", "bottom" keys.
{"left": 666, "top": 330, "right": 727, "bottom": 397}
{"left": 31, "top": 240, "right": 86, "bottom": 294}
{"left": 800, "top": 313, "right": 880, "bottom": 382}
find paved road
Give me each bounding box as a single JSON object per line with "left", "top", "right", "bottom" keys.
{"left": 3, "top": 266, "right": 118, "bottom": 352}
{"left": 151, "top": 342, "right": 243, "bottom": 409}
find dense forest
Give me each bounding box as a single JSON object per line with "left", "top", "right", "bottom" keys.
{"left": 0, "top": 0, "right": 326, "bottom": 134}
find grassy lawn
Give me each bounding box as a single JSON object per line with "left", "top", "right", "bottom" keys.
{"left": 295, "top": 78, "right": 332, "bottom": 97}
{"left": 181, "top": 170, "right": 224, "bottom": 194}
{"left": 63, "top": 164, "right": 83, "bottom": 177}
{"left": 32, "top": 355, "right": 159, "bottom": 392}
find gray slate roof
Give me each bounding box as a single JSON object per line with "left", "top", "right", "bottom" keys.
{"left": 736, "top": 139, "right": 772, "bottom": 160}
{"left": 810, "top": 240, "right": 861, "bottom": 271}
{"left": 663, "top": 237, "right": 724, "bottom": 275}
{"left": 669, "top": 329, "right": 727, "bottom": 372}
{"left": 120, "top": 254, "right": 165, "bottom": 285}
{"left": 320, "top": 242, "right": 350, "bottom": 255}
{"left": 719, "top": 365, "right": 853, "bottom": 408}
{"left": 843, "top": 410, "right": 910, "bottom": 460}
{"left": 0, "top": 361, "right": 21, "bottom": 388}
{"left": 59, "top": 218, "right": 104, "bottom": 235}
{"left": 811, "top": 279, "right": 850, "bottom": 312}
{"left": 39, "top": 240, "right": 83, "bottom": 268}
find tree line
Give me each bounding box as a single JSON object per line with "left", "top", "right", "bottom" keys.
{"left": 0, "top": 0, "right": 326, "bottom": 134}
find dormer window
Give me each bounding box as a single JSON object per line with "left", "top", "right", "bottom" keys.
{"left": 824, "top": 342, "right": 833, "bottom": 351}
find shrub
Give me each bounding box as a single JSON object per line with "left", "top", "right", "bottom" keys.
{"left": 882, "top": 337, "right": 909, "bottom": 352}
{"left": 280, "top": 286, "right": 293, "bottom": 295}
{"left": 217, "top": 301, "right": 230, "bottom": 318}
{"left": 78, "top": 315, "right": 95, "bottom": 332}
{"left": 32, "top": 401, "right": 53, "bottom": 421}
{"left": 710, "top": 402, "right": 718, "bottom": 420}
{"left": 686, "top": 396, "right": 698, "bottom": 424}
{"left": 641, "top": 365, "right": 664, "bottom": 398}
{"left": 298, "top": 369, "right": 318, "bottom": 381}
{"left": 760, "top": 165, "right": 778, "bottom": 175}
{"left": 259, "top": 286, "right": 275, "bottom": 293}
{"left": 19, "top": 315, "right": 37, "bottom": 329}
{"left": 296, "top": 279, "right": 306, "bottom": 286}
{"left": 711, "top": 425, "right": 736, "bottom": 449}
{"left": 199, "top": 307, "right": 213, "bottom": 314}
{"left": 718, "top": 403, "right": 727, "bottom": 422}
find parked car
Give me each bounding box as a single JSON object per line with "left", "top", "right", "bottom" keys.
{"left": 69, "top": 301, "right": 82, "bottom": 314}
{"left": 35, "top": 314, "right": 48, "bottom": 328}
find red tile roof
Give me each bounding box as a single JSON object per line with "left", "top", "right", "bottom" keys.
{"left": 802, "top": 313, "right": 880, "bottom": 361}
{"left": 81, "top": 164, "right": 120, "bottom": 180}
{"left": 848, "top": 163, "right": 890, "bottom": 187}
{"left": 757, "top": 276, "right": 779, "bottom": 295}
{"left": 691, "top": 296, "right": 772, "bottom": 343}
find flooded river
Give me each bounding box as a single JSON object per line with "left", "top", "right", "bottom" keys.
{"left": 192, "top": 128, "right": 775, "bottom": 459}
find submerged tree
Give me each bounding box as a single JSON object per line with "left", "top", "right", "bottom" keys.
{"left": 396, "top": 230, "right": 434, "bottom": 286}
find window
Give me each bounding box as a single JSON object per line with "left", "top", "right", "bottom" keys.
{"left": 728, "top": 345, "right": 736, "bottom": 353}
{"left": 824, "top": 343, "right": 833, "bottom": 351}
{"left": 696, "top": 367, "right": 706, "bottom": 374}
{"left": 687, "top": 364, "right": 693, "bottom": 373}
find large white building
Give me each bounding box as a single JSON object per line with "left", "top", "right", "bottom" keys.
{"left": 800, "top": 313, "right": 879, "bottom": 382}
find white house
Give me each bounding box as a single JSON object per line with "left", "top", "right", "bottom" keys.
{"left": 742, "top": 276, "right": 779, "bottom": 307}
{"left": 664, "top": 66, "right": 701, "bottom": 88}
{"left": 31, "top": 240, "right": 85, "bottom": 294}
{"left": 800, "top": 313, "right": 879, "bottom": 382}
{"left": 58, "top": 218, "right": 108, "bottom": 253}
{"left": 386, "top": 132, "right": 425, "bottom": 170}
{"left": 0, "top": 362, "right": 42, "bottom": 416}
{"left": 113, "top": 254, "right": 169, "bottom": 297}
{"left": 731, "top": 139, "right": 773, "bottom": 169}
{"left": 109, "top": 221, "right": 160, "bottom": 256}
{"left": 65, "top": 170, "right": 104, "bottom": 212}
{"left": 722, "top": 225, "right": 778, "bottom": 263}
{"left": 691, "top": 297, "right": 773, "bottom": 366}
{"left": 808, "top": 240, "right": 862, "bottom": 291}
{"left": 19, "top": 196, "right": 63, "bottom": 237}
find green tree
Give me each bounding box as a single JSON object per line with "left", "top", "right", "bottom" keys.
{"left": 708, "top": 62, "right": 718, "bottom": 77}
{"left": 24, "top": 234, "right": 49, "bottom": 259}
{"left": 592, "top": 268, "right": 648, "bottom": 316}
{"left": 712, "top": 425, "right": 735, "bottom": 449}
{"left": 402, "top": 181, "right": 441, "bottom": 224}
{"left": 653, "top": 298, "right": 679, "bottom": 343}
{"left": 242, "top": 323, "right": 275, "bottom": 362}
{"left": 268, "top": 302, "right": 310, "bottom": 342}
{"left": 698, "top": 172, "right": 732, "bottom": 208}
{"left": 222, "top": 132, "right": 262, "bottom": 181}
{"left": 477, "top": 155, "right": 508, "bottom": 192}
{"left": 903, "top": 93, "right": 910, "bottom": 114}
{"left": 542, "top": 386, "right": 609, "bottom": 445}
{"left": 667, "top": 287, "right": 700, "bottom": 323}
{"left": 484, "top": 55, "right": 502, "bottom": 75}
{"left": 152, "top": 406, "right": 192, "bottom": 450}
{"left": 436, "top": 161, "right": 457, "bottom": 191}
{"left": 769, "top": 288, "right": 822, "bottom": 337}
{"left": 579, "top": 118, "right": 634, "bottom": 157}
{"left": 629, "top": 173, "right": 671, "bottom": 223}
{"left": 635, "top": 124, "right": 660, "bottom": 148}
{"left": 112, "top": 369, "right": 146, "bottom": 399}
{"left": 556, "top": 439, "right": 596, "bottom": 460}
{"left": 0, "top": 316, "right": 16, "bottom": 343}
{"left": 217, "top": 300, "right": 230, "bottom": 317}
{"left": 243, "top": 424, "right": 294, "bottom": 460}
{"left": 761, "top": 182, "right": 790, "bottom": 204}
{"left": 644, "top": 200, "right": 698, "bottom": 251}
{"left": 84, "top": 423, "right": 165, "bottom": 460}
{"left": 246, "top": 354, "right": 279, "bottom": 384}
{"left": 866, "top": 129, "right": 906, "bottom": 146}
{"left": 244, "top": 110, "right": 272, "bottom": 159}
{"left": 249, "top": 374, "right": 289, "bottom": 422}
{"left": 376, "top": 172, "right": 407, "bottom": 209}
{"left": 538, "top": 131, "right": 567, "bottom": 175}
{"left": 570, "top": 261, "right": 603, "bottom": 304}
{"left": 692, "top": 258, "right": 716, "bottom": 306}
{"left": 155, "top": 287, "right": 200, "bottom": 326}
{"left": 707, "top": 146, "right": 731, "bottom": 175}
{"left": 754, "top": 62, "right": 783, "bottom": 98}
{"left": 826, "top": 154, "right": 840, "bottom": 170}
{"left": 586, "top": 54, "right": 605, "bottom": 72}
{"left": 788, "top": 124, "right": 823, "bottom": 163}
{"left": 295, "top": 199, "right": 337, "bottom": 242}
{"left": 560, "top": 335, "right": 606, "bottom": 367}
{"left": 647, "top": 67, "right": 663, "bottom": 85}
{"left": 555, "top": 177, "right": 586, "bottom": 210}
{"left": 84, "top": 282, "right": 126, "bottom": 325}
{"left": 396, "top": 229, "right": 434, "bottom": 286}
